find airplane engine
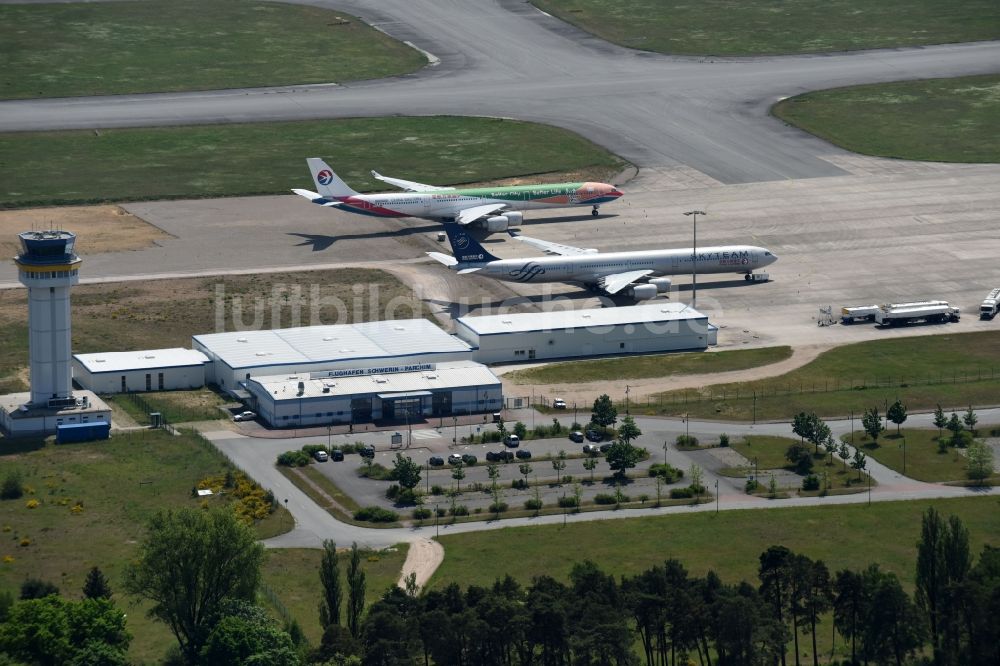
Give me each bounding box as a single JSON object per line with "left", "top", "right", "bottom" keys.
{"left": 628, "top": 284, "right": 659, "bottom": 301}
{"left": 482, "top": 215, "right": 511, "bottom": 233}
{"left": 504, "top": 211, "right": 523, "bottom": 226}
{"left": 649, "top": 277, "right": 672, "bottom": 293}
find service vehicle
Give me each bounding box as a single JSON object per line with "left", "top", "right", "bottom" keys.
{"left": 875, "top": 302, "right": 960, "bottom": 327}
{"left": 840, "top": 305, "right": 880, "bottom": 324}
{"left": 980, "top": 288, "right": 1000, "bottom": 319}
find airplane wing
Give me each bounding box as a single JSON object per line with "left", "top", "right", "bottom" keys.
{"left": 371, "top": 170, "right": 455, "bottom": 193}
{"left": 291, "top": 188, "right": 338, "bottom": 206}
{"left": 426, "top": 252, "right": 457, "bottom": 268}
{"left": 508, "top": 231, "right": 598, "bottom": 256}
{"left": 600, "top": 270, "right": 654, "bottom": 295}
{"left": 456, "top": 203, "right": 507, "bottom": 225}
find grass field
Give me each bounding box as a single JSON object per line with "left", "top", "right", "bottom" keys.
{"left": 531, "top": 0, "right": 1000, "bottom": 55}
{"left": 730, "top": 435, "right": 802, "bottom": 469}
{"left": 0, "top": 116, "right": 626, "bottom": 208}
{"left": 433, "top": 496, "right": 1000, "bottom": 592}
{"left": 506, "top": 346, "right": 791, "bottom": 385}
{"left": 773, "top": 74, "right": 1000, "bottom": 163}
{"left": 844, "top": 428, "right": 1000, "bottom": 483}
{"left": 0, "top": 1, "right": 424, "bottom": 100}
{"left": 0, "top": 429, "right": 292, "bottom": 664}
{"left": 638, "top": 331, "right": 1000, "bottom": 421}
{"left": 107, "top": 389, "right": 229, "bottom": 425}
{"left": 262, "top": 545, "right": 410, "bottom": 646}
{"left": 0, "top": 267, "right": 416, "bottom": 394}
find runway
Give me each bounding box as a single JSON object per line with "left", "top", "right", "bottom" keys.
{"left": 2, "top": 0, "right": 999, "bottom": 184}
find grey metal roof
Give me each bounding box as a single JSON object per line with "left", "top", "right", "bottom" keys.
{"left": 251, "top": 361, "right": 500, "bottom": 400}
{"left": 74, "top": 348, "right": 209, "bottom": 373}
{"left": 456, "top": 303, "right": 707, "bottom": 335}
{"left": 193, "top": 319, "right": 471, "bottom": 369}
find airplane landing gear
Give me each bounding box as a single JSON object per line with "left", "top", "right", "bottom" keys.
{"left": 591, "top": 206, "right": 600, "bottom": 217}
{"left": 744, "top": 273, "right": 752, "bottom": 281}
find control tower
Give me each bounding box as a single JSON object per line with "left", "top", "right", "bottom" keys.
{"left": 15, "top": 230, "right": 82, "bottom": 408}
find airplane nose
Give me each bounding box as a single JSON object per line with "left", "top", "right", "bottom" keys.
{"left": 610, "top": 188, "right": 624, "bottom": 198}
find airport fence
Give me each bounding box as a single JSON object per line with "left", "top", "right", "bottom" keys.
{"left": 119, "top": 391, "right": 170, "bottom": 429}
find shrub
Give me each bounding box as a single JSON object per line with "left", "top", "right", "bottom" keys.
{"left": 745, "top": 479, "right": 760, "bottom": 494}
{"left": 449, "top": 505, "right": 469, "bottom": 517}
{"left": 395, "top": 488, "right": 421, "bottom": 506}
{"left": 435, "top": 507, "right": 447, "bottom": 517}
{"left": 524, "top": 498, "right": 543, "bottom": 511}
{"left": 353, "top": 506, "right": 398, "bottom": 523}
{"left": 277, "top": 450, "right": 310, "bottom": 467}
{"left": 340, "top": 443, "right": 358, "bottom": 454}
{"left": 1, "top": 471, "right": 24, "bottom": 500}
{"left": 412, "top": 508, "right": 432, "bottom": 520}
{"left": 951, "top": 430, "right": 973, "bottom": 448}
{"left": 802, "top": 474, "right": 820, "bottom": 491}
{"left": 688, "top": 484, "right": 705, "bottom": 495}
{"left": 430, "top": 485, "right": 444, "bottom": 496}
{"left": 488, "top": 502, "right": 509, "bottom": 513}
{"left": 474, "top": 507, "right": 483, "bottom": 514}
{"left": 557, "top": 496, "right": 579, "bottom": 508}
{"left": 562, "top": 475, "right": 573, "bottom": 484}
{"left": 639, "top": 494, "right": 650, "bottom": 504}
{"left": 300, "top": 444, "right": 327, "bottom": 456}
{"left": 533, "top": 425, "right": 550, "bottom": 439}
{"left": 648, "top": 464, "right": 683, "bottom": 483}
{"left": 785, "top": 443, "right": 814, "bottom": 475}
{"left": 593, "top": 494, "right": 617, "bottom": 505}
{"left": 675, "top": 434, "right": 699, "bottom": 448}
{"left": 511, "top": 479, "right": 528, "bottom": 490}
{"left": 670, "top": 487, "right": 695, "bottom": 499}
{"left": 385, "top": 484, "right": 400, "bottom": 500}
{"left": 359, "top": 463, "right": 394, "bottom": 480}
{"left": 719, "top": 433, "right": 730, "bottom": 447}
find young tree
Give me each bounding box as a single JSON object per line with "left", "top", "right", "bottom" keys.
{"left": 808, "top": 418, "right": 832, "bottom": 454}
{"left": 862, "top": 407, "right": 884, "bottom": 444}
{"left": 486, "top": 463, "right": 500, "bottom": 490}
{"left": 591, "top": 394, "right": 618, "bottom": 431}
{"left": 513, "top": 421, "right": 527, "bottom": 440}
{"left": 551, "top": 450, "right": 567, "bottom": 484}
{"left": 496, "top": 416, "right": 507, "bottom": 440}
{"left": 617, "top": 415, "right": 641, "bottom": 445}
{"left": 963, "top": 405, "right": 978, "bottom": 434}
{"left": 947, "top": 412, "right": 963, "bottom": 437}
{"left": 582, "top": 455, "right": 598, "bottom": 483}
{"left": 933, "top": 404, "right": 947, "bottom": 438}
{"left": 518, "top": 462, "right": 532, "bottom": 488}
{"left": 850, "top": 449, "right": 867, "bottom": 481}
{"left": 605, "top": 440, "right": 641, "bottom": 478}
{"left": 319, "top": 539, "right": 342, "bottom": 629}
{"left": 838, "top": 441, "right": 851, "bottom": 471}
{"left": 792, "top": 412, "right": 817, "bottom": 444}
{"left": 689, "top": 463, "right": 704, "bottom": 494}
{"left": 392, "top": 453, "right": 421, "bottom": 490}
{"left": 123, "top": 508, "right": 264, "bottom": 664}
{"left": 451, "top": 461, "right": 465, "bottom": 493}
{"left": 887, "top": 399, "right": 907, "bottom": 435}
{"left": 966, "top": 439, "right": 995, "bottom": 484}
{"left": 346, "top": 543, "right": 366, "bottom": 639}
{"left": 785, "top": 442, "right": 814, "bottom": 475}
{"left": 82, "top": 566, "right": 112, "bottom": 600}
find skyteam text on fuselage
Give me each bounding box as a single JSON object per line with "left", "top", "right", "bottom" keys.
{"left": 427, "top": 224, "right": 778, "bottom": 301}
{"left": 293, "top": 158, "right": 623, "bottom": 234}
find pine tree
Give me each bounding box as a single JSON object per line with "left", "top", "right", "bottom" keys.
{"left": 82, "top": 566, "right": 112, "bottom": 600}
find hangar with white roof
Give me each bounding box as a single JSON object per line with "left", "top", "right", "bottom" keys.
{"left": 455, "top": 303, "right": 717, "bottom": 364}
{"left": 72, "top": 348, "right": 210, "bottom": 394}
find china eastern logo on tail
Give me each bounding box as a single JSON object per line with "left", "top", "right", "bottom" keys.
{"left": 293, "top": 158, "right": 624, "bottom": 236}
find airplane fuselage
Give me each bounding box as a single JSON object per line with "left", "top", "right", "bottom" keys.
{"left": 322, "top": 182, "right": 621, "bottom": 219}
{"left": 457, "top": 246, "right": 777, "bottom": 285}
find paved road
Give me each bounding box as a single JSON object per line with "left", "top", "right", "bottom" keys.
{"left": 2, "top": 0, "right": 1000, "bottom": 184}
{"left": 201, "top": 407, "right": 1000, "bottom": 550}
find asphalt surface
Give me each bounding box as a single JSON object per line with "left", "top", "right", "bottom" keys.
{"left": 2, "top": 0, "right": 1000, "bottom": 185}
{"left": 204, "top": 407, "right": 1000, "bottom": 549}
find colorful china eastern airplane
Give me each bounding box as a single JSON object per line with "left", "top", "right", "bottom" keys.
{"left": 293, "top": 158, "right": 624, "bottom": 234}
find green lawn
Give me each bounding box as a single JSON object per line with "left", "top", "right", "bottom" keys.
{"left": 0, "top": 1, "right": 425, "bottom": 100}
{"left": 262, "top": 545, "right": 410, "bottom": 646}
{"left": 106, "top": 389, "right": 229, "bottom": 425}
{"left": 844, "top": 428, "right": 1000, "bottom": 483}
{"left": 433, "top": 496, "right": 1000, "bottom": 593}
{"left": 0, "top": 429, "right": 291, "bottom": 664}
{"left": 639, "top": 331, "right": 1000, "bottom": 421}
{"left": 773, "top": 74, "right": 1000, "bottom": 163}
{"left": 0, "top": 116, "right": 625, "bottom": 209}
{"left": 506, "top": 346, "right": 791, "bottom": 385}
{"left": 730, "top": 435, "right": 801, "bottom": 469}
{"left": 531, "top": 0, "right": 1000, "bottom": 55}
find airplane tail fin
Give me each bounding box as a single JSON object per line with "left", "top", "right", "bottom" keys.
{"left": 441, "top": 223, "right": 499, "bottom": 263}
{"left": 306, "top": 158, "right": 359, "bottom": 199}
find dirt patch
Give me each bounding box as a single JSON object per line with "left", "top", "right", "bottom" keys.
{"left": 397, "top": 538, "right": 445, "bottom": 591}
{"left": 0, "top": 205, "right": 171, "bottom": 258}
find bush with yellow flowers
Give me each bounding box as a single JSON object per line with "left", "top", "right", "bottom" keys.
{"left": 196, "top": 469, "right": 275, "bottom": 525}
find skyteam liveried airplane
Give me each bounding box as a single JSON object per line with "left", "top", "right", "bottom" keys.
{"left": 427, "top": 223, "right": 777, "bottom": 301}
{"left": 293, "top": 158, "right": 623, "bottom": 234}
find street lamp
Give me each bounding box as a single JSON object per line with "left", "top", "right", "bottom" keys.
{"left": 452, "top": 416, "right": 458, "bottom": 444}
{"left": 715, "top": 479, "right": 719, "bottom": 514}
{"left": 625, "top": 385, "right": 630, "bottom": 415}
{"left": 900, "top": 437, "right": 907, "bottom": 475}
{"left": 684, "top": 210, "right": 706, "bottom": 310}
{"left": 435, "top": 504, "right": 440, "bottom": 538}
{"left": 663, "top": 440, "right": 668, "bottom": 465}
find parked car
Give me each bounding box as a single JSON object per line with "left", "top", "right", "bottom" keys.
{"left": 314, "top": 450, "right": 329, "bottom": 462}
{"left": 232, "top": 411, "right": 256, "bottom": 422}
{"left": 485, "top": 451, "right": 498, "bottom": 462}
{"left": 553, "top": 399, "right": 567, "bottom": 409}
{"left": 569, "top": 431, "right": 584, "bottom": 443}
{"left": 504, "top": 434, "right": 520, "bottom": 448}
{"left": 461, "top": 454, "right": 478, "bottom": 466}
{"left": 428, "top": 456, "right": 445, "bottom": 466}
{"left": 515, "top": 449, "right": 532, "bottom": 460}
{"left": 331, "top": 450, "right": 345, "bottom": 462}
{"left": 600, "top": 443, "right": 614, "bottom": 453}
{"left": 488, "top": 451, "right": 514, "bottom": 463}
{"left": 359, "top": 444, "right": 376, "bottom": 458}
{"left": 583, "top": 444, "right": 600, "bottom": 455}
{"left": 447, "top": 453, "right": 463, "bottom": 465}
{"left": 585, "top": 429, "right": 603, "bottom": 442}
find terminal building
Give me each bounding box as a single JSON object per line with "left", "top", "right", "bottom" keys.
{"left": 455, "top": 302, "right": 717, "bottom": 364}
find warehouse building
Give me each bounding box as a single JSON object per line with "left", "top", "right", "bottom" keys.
{"left": 246, "top": 360, "right": 501, "bottom": 427}
{"left": 72, "top": 348, "right": 209, "bottom": 394}
{"left": 456, "top": 303, "right": 717, "bottom": 364}
{"left": 192, "top": 319, "right": 475, "bottom": 391}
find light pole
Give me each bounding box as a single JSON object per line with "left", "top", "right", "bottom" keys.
{"left": 901, "top": 436, "right": 907, "bottom": 475}
{"left": 453, "top": 416, "right": 458, "bottom": 444}
{"left": 684, "top": 210, "right": 706, "bottom": 310}
{"left": 685, "top": 413, "right": 690, "bottom": 441}
{"left": 625, "top": 385, "right": 630, "bottom": 415}
{"left": 663, "top": 440, "right": 668, "bottom": 465}
{"left": 435, "top": 504, "right": 440, "bottom": 538}
{"left": 850, "top": 410, "right": 855, "bottom": 444}
{"left": 327, "top": 426, "right": 332, "bottom": 453}
{"left": 752, "top": 391, "right": 757, "bottom": 425}
{"left": 715, "top": 479, "right": 719, "bottom": 514}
